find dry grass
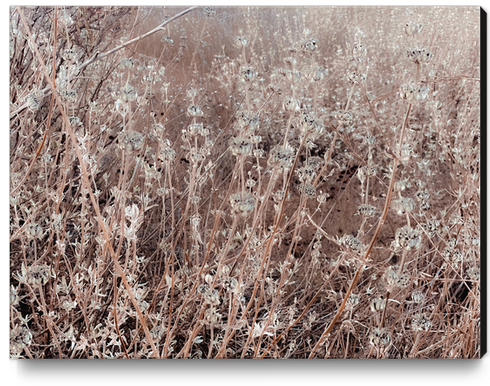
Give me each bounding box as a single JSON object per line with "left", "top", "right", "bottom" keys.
{"left": 9, "top": 6, "right": 481, "bottom": 359}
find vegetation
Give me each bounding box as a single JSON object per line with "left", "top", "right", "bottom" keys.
{"left": 9, "top": 6, "right": 481, "bottom": 358}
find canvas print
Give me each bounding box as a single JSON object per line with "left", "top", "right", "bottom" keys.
{"left": 9, "top": 6, "right": 482, "bottom": 359}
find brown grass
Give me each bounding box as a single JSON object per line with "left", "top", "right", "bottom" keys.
{"left": 9, "top": 6, "right": 480, "bottom": 359}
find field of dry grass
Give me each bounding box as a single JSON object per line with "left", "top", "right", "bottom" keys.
{"left": 9, "top": 6, "right": 481, "bottom": 358}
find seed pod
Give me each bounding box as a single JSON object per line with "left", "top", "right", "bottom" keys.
{"left": 230, "top": 191, "right": 255, "bottom": 216}
{"left": 370, "top": 327, "right": 391, "bottom": 347}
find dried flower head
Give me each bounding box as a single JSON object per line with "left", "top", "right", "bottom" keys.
{"left": 160, "top": 144, "right": 176, "bottom": 162}
{"left": 363, "top": 135, "right": 376, "bottom": 146}
{"left": 26, "top": 223, "right": 43, "bottom": 240}
{"left": 394, "top": 180, "right": 407, "bottom": 192}
{"left": 253, "top": 149, "right": 265, "bottom": 158}
{"left": 188, "top": 122, "right": 205, "bottom": 136}
{"left": 415, "top": 190, "right": 431, "bottom": 201}
{"left": 273, "top": 189, "right": 290, "bottom": 202}
{"left": 447, "top": 238, "right": 458, "bottom": 249}
{"left": 396, "top": 225, "right": 422, "bottom": 250}
{"left": 352, "top": 44, "right": 367, "bottom": 57}
{"left": 301, "top": 38, "right": 317, "bottom": 52}
{"left": 26, "top": 93, "right": 42, "bottom": 112}
{"left": 383, "top": 265, "right": 411, "bottom": 290}
{"left": 299, "top": 112, "right": 325, "bottom": 139}
{"left": 204, "top": 307, "right": 222, "bottom": 324}
{"left": 297, "top": 165, "right": 316, "bottom": 182}
{"left": 334, "top": 110, "right": 353, "bottom": 126}
{"left": 203, "top": 6, "right": 216, "bottom": 17}
{"left": 151, "top": 324, "right": 167, "bottom": 341}
{"left": 342, "top": 235, "right": 364, "bottom": 253}
{"left": 284, "top": 98, "right": 301, "bottom": 112}
{"left": 347, "top": 71, "right": 366, "bottom": 84}
{"left": 245, "top": 178, "right": 256, "bottom": 188}
{"left": 405, "top": 22, "right": 423, "bottom": 36}
{"left": 348, "top": 56, "right": 364, "bottom": 71}
{"left": 189, "top": 151, "right": 206, "bottom": 163}
{"left": 421, "top": 220, "right": 439, "bottom": 238}
{"left": 187, "top": 105, "right": 204, "bottom": 117}
{"left": 153, "top": 123, "right": 164, "bottom": 133}
{"left": 241, "top": 66, "right": 257, "bottom": 81}
{"left": 370, "top": 297, "right": 386, "bottom": 312}
{"left": 237, "top": 110, "right": 260, "bottom": 130}
{"left": 467, "top": 266, "right": 479, "bottom": 281}
{"left": 61, "top": 297, "right": 78, "bottom": 312}
{"left": 69, "top": 116, "right": 83, "bottom": 129}
{"left": 407, "top": 47, "right": 433, "bottom": 64}
{"left": 120, "top": 83, "right": 137, "bottom": 102}
{"left": 141, "top": 75, "right": 154, "bottom": 85}
{"left": 60, "top": 89, "right": 77, "bottom": 103}
{"left": 450, "top": 249, "right": 463, "bottom": 263}
{"left": 357, "top": 165, "right": 376, "bottom": 183}
{"left": 346, "top": 293, "right": 360, "bottom": 309}
{"left": 230, "top": 136, "right": 253, "bottom": 157}
{"left": 415, "top": 85, "right": 430, "bottom": 102}
{"left": 223, "top": 277, "right": 239, "bottom": 293}
{"left": 299, "top": 182, "right": 316, "bottom": 198}
{"left": 399, "top": 143, "right": 414, "bottom": 163}
{"left": 312, "top": 67, "right": 327, "bottom": 81}
{"left": 120, "top": 57, "right": 134, "bottom": 69}
{"left": 203, "top": 288, "right": 220, "bottom": 306}
{"left": 355, "top": 204, "right": 378, "bottom": 218}
{"left": 307, "top": 156, "right": 324, "bottom": 170}
{"left": 118, "top": 130, "right": 144, "bottom": 154}
{"left": 370, "top": 327, "right": 391, "bottom": 347}
{"left": 399, "top": 83, "right": 415, "bottom": 100}
{"left": 283, "top": 57, "right": 297, "bottom": 67}
{"left": 26, "top": 264, "right": 50, "bottom": 286}
{"left": 234, "top": 35, "right": 249, "bottom": 48}
{"left": 399, "top": 83, "right": 429, "bottom": 103}
{"left": 317, "top": 191, "right": 329, "bottom": 204}
{"left": 268, "top": 144, "right": 295, "bottom": 170}
{"left": 10, "top": 285, "right": 19, "bottom": 307}
{"left": 469, "top": 237, "right": 480, "bottom": 247}
{"left": 441, "top": 246, "right": 453, "bottom": 260}
{"left": 281, "top": 69, "right": 302, "bottom": 84}
{"left": 10, "top": 325, "right": 32, "bottom": 355}
{"left": 392, "top": 197, "right": 415, "bottom": 215}
{"left": 197, "top": 283, "right": 209, "bottom": 295}
{"left": 230, "top": 191, "right": 256, "bottom": 216}
{"left": 62, "top": 48, "right": 77, "bottom": 62}
{"left": 411, "top": 290, "right": 425, "bottom": 303}
{"left": 186, "top": 87, "right": 198, "bottom": 99}
{"left": 412, "top": 314, "right": 432, "bottom": 331}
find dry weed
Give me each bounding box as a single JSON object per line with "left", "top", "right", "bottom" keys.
{"left": 9, "top": 6, "right": 481, "bottom": 359}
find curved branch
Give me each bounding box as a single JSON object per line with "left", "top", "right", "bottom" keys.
{"left": 78, "top": 6, "right": 198, "bottom": 72}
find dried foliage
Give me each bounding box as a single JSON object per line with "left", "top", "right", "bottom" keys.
{"left": 9, "top": 6, "right": 480, "bottom": 359}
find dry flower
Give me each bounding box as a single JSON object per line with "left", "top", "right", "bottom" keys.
{"left": 370, "top": 327, "right": 391, "bottom": 347}
{"left": 230, "top": 191, "right": 256, "bottom": 216}
{"left": 396, "top": 225, "right": 422, "bottom": 249}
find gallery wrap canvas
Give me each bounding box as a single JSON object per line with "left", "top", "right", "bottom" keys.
{"left": 9, "top": 5, "right": 483, "bottom": 359}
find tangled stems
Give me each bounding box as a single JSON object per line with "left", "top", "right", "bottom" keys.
{"left": 308, "top": 104, "right": 411, "bottom": 359}
{"left": 10, "top": 6, "right": 479, "bottom": 359}
{"left": 17, "top": 7, "right": 160, "bottom": 358}
{"left": 237, "top": 138, "right": 306, "bottom": 357}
